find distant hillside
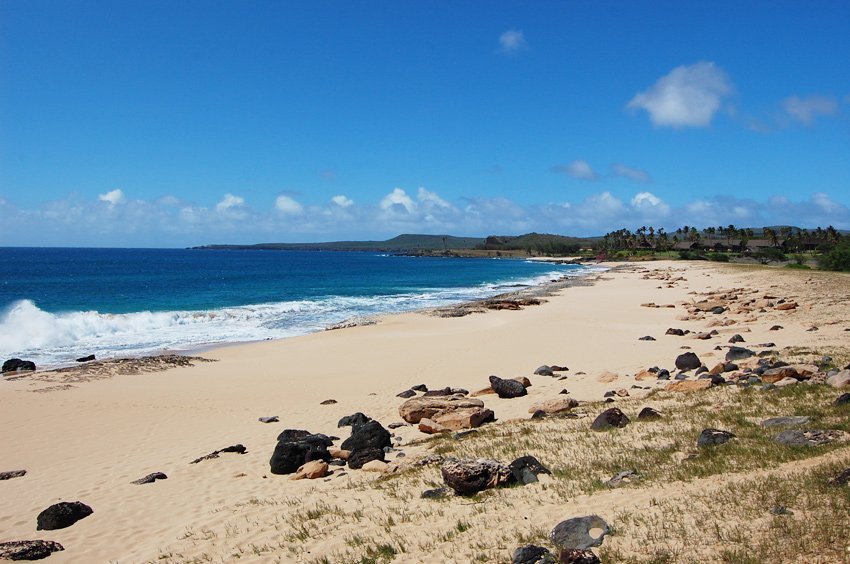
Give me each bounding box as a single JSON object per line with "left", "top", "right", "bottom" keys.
{"left": 192, "top": 234, "right": 486, "bottom": 252}
{"left": 480, "top": 233, "right": 592, "bottom": 254}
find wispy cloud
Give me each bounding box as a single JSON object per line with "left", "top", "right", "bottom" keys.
{"left": 551, "top": 160, "right": 599, "bottom": 181}
{"left": 627, "top": 62, "right": 733, "bottom": 128}
{"left": 612, "top": 164, "right": 651, "bottom": 183}
{"left": 331, "top": 195, "right": 354, "bottom": 208}
{"left": 781, "top": 95, "right": 839, "bottom": 125}
{"left": 498, "top": 30, "right": 527, "bottom": 55}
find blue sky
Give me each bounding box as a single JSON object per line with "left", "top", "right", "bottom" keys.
{"left": 1, "top": 1, "right": 848, "bottom": 247}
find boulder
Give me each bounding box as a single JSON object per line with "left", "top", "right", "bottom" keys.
{"left": 36, "top": 501, "right": 93, "bottom": 530}
{"left": 347, "top": 447, "right": 386, "bottom": 469}
{"left": 489, "top": 375, "right": 527, "bottom": 398}
{"left": 0, "top": 540, "right": 65, "bottom": 561}
{"left": 0, "top": 470, "right": 26, "bottom": 481}
{"left": 774, "top": 377, "right": 798, "bottom": 388}
{"left": 411, "top": 384, "right": 428, "bottom": 392}
{"left": 726, "top": 346, "right": 754, "bottom": 362}
{"left": 337, "top": 412, "right": 371, "bottom": 429}
{"left": 512, "top": 544, "right": 556, "bottom": 564}
{"left": 270, "top": 438, "right": 331, "bottom": 475}
{"left": 665, "top": 328, "right": 686, "bottom": 336}
{"left": 665, "top": 380, "right": 711, "bottom": 392}
{"left": 834, "top": 393, "right": 850, "bottom": 406}
{"left": 433, "top": 407, "right": 494, "bottom": 431}
{"left": 361, "top": 460, "right": 389, "bottom": 473}
{"left": 774, "top": 429, "right": 848, "bottom": 447}
{"left": 131, "top": 472, "right": 167, "bottom": 485}
{"left": 637, "top": 407, "right": 662, "bottom": 420}
{"left": 396, "top": 389, "right": 416, "bottom": 398}
{"left": 399, "top": 395, "right": 486, "bottom": 424}
{"left": 1, "top": 358, "right": 36, "bottom": 373}
{"left": 418, "top": 418, "right": 450, "bottom": 434}
{"left": 341, "top": 420, "right": 391, "bottom": 452}
{"left": 534, "top": 365, "right": 555, "bottom": 376}
{"left": 775, "top": 301, "right": 798, "bottom": 310}
{"left": 590, "top": 408, "right": 630, "bottom": 431}
{"left": 827, "top": 370, "right": 850, "bottom": 388}
{"left": 289, "top": 460, "right": 329, "bottom": 480}
{"left": 675, "top": 352, "right": 701, "bottom": 371}
{"left": 728, "top": 334, "right": 745, "bottom": 343}
{"left": 75, "top": 354, "right": 96, "bottom": 362}
{"left": 509, "top": 455, "right": 551, "bottom": 484}
{"left": 423, "top": 386, "right": 468, "bottom": 397}
{"left": 550, "top": 515, "right": 610, "bottom": 550}
{"left": 528, "top": 397, "right": 579, "bottom": 415}
{"left": 441, "top": 458, "right": 513, "bottom": 495}
{"left": 697, "top": 428, "right": 736, "bottom": 447}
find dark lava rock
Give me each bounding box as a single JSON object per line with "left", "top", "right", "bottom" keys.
{"left": 0, "top": 540, "right": 65, "bottom": 561}
{"left": 770, "top": 325, "right": 783, "bottom": 331}
{"left": 758, "top": 342, "right": 776, "bottom": 348}
{"left": 559, "top": 388, "right": 570, "bottom": 395}
{"left": 675, "top": 352, "right": 701, "bottom": 371}
{"left": 590, "top": 408, "right": 630, "bottom": 431}
{"left": 0, "top": 470, "right": 26, "bottom": 481}
{"left": 559, "top": 549, "right": 601, "bottom": 564}
{"left": 602, "top": 391, "right": 615, "bottom": 398}
{"left": 421, "top": 487, "right": 450, "bottom": 500}
{"left": 551, "top": 365, "right": 569, "bottom": 372}
{"left": 489, "top": 375, "right": 527, "bottom": 399}
{"left": 396, "top": 389, "right": 416, "bottom": 398}
{"left": 75, "top": 354, "right": 96, "bottom": 363}
{"left": 666, "top": 328, "right": 686, "bottom": 336}
{"left": 269, "top": 440, "right": 331, "bottom": 475}
{"left": 697, "top": 428, "right": 736, "bottom": 447}
{"left": 190, "top": 444, "right": 247, "bottom": 464}
{"left": 637, "top": 407, "right": 662, "bottom": 420}
{"left": 319, "top": 399, "right": 337, "bottom": 405}
{"left": 711, "top": 306, "right": 726, "bottom": 314}
{"left": 760, "top": 416, "right": 810, "bottom": 428}
{"left": 774, "top": 429, "right": 846, "bottom": 447}
{"left": 2, "top": 358, "right": 36, "bottom": 373}
{"left": 258, "top": 416, "right": 279, "bottom": 423}
{"left": 277, "top": 429, "right": 312, "bottom": 443}
{"left": 728, "top": 334, "right": 745, "bottom": 344}
{"left": 337, "top": 412, "right": 371, "bottom": 429}
{"left": 347, "top": 447, "right": 386, "bottom": 469}
{"left": 638, "top": 336, "right": 656, "bottom": 341}
{"left": 512, "top": 544, "right": 555, "bottom": 564}
{"left": 131, "top": 472, "right": 167, "bottom": 485}
{"left": 423, "top": 386, "right": 469, "bottom": 397}
{"left": 835, "top": 393, "right": 850, "bottom": 406}
{"left": 509, "top": 455, "right": 551, "bottom": 485}
{"left": 657, "top": 369, "right": 670, "bottom": 380}
{"left": 411, "top": 384, "right": 428, "bottom": 392}
{"left": 695, "top": 366, "right": 708, "bottom": 376}
{"left": 341, "top": 420, "right": 392, "bottom": 452}
{"left": 441, "top": 458, "right": 513, "bottom": 495}
{"left": 36, "top": 501, "right": 93, "bottom": 531}
{"left": 550, "top": 515, "right": 610, "bottom": 550}
{"left": 387, "top": 422, "right": 406, "bottom": 429}
{"left": 726, "top": 346, "right": 754, "bottom": 362}
{"left": 830, "top": 468, "right": 850, "bottom": 486}
{"left": 453, "top": 429, "right": 478, "bottom": 440}
{"left": 699, "top": 373, "right": 725, "bottom": 386}
{"left": 534, "top": 365, "right": 555, "bottom": 376}
{"left": 531, "top": 410, "right": 547, "bottom": 419}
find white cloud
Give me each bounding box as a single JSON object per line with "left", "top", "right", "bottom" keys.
{"left": 417, "top": 187, "right": 452, "bottom": 209}
{"left": 781, "top": 95, "right": 838, "bottom": 125}
{"left": 612, "top": 164, "right": 651, "bottom": 183}
{"left": 498, "top": 30, "right": 527, "bottom": 55}
{"left": 98, "top": 189, "right": 125, "bottom": 207}
{"left": 552, "top": 160, "right": 599, "bottom": 181}
{"left": 627, "top": 62, "right": 733, "bottom": 128}
{"left": 380, "top": 188, "right": 417, "bottom": 214}
{"left": 157, "top": 195, "right": 180, "bottom": 206}
{"left": 216, "top": 193, "right": 245, "bottom": 212}
{"left": 331, "top": 195, "right": 354, "bottom": 208}
{"left": 275, "top": 195, "right": 304, "bottom": 215}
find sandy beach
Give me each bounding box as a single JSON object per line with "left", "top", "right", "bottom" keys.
{"left": 2, "top": 260, "right": 849, "bottom": 563}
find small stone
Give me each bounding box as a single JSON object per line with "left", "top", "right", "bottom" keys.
{"left": 769, "top": 505, "right": 793, "bottom": 516}
{"left": 769, "top": 325, "right": 783, "bottom": 331}
{"left": 131, "top": 472, "right": 167, "bottom": 485}
{"left": 550, "top": 515, "right": 609, "bottom": 550}
{"left": 590, "top": 408, "right": 629, "bottom": 431}
{"left": 665, "top": 328, "right": 686, "bottom": 336}
{"left": 361, "top": 460, "right": 389, "bottom": 472}
{"left": 320, "top": 399, "right": 338, "bottom": 405}
{"left": 697, "top": 428, "right": 736, "bottom": 447}
{"left": 421, "top": 487, "right": 450, "bottom": 499}
{"left": 512, "top": 544, "right": 555, "bottom": 564}
{"left": 347, "top": 447, "right": 385, "bottom": 469}
{"left": 834, "top": 393, "right": 850, "bottom": 406}
{"left": 258, "top": 416, "right": 279, "bottom": 423}
{"left": 637, "top": 407, "right": 662, "bottom": 420}
{"left": 830, "top": 468, "right": 850, "bottom": 486}
{"left": 605, "top": 469, "right": 640, "bottom": 488}
{"left": 0, "top": 540, "right": 65, "bottom": 561}
{"left": 289, "top": 460, "right": 329, "bottom": 480}
{"left": 509, "top": 455, "right": 551, "bottom": 485}
{"left": 396, "top": 389, "right": 416, "bottom": 398}
{"left": 534, "top": 365, "right": 555, "bottom": 376}
{"left": 760, "top": 416, "right": 810, "bottom": 427}
{"left": 774, "top": 429, "right": 847, "bottom": 447}
{"left": 728, "top": 334, "right": 745, "bottom": 343}
{"left": 675, "top": 352, "right": 701, "bottom": 371}
{"left": 559, "top": 388, "right": 570, "bottom": 395}
{"left": 559, "top": 549, "right": 601, "bottom": 564}
{"left": 36, "top": 501, "right": 93, "bottom": 530}
{"left": 76, "top": 354, "right": 96, "bottom": 362}
{"left": 411, "top": 384, "right": 428, "bottom": 392}
{"left": 726, "top": 346, "right": 754, "bottom": 362}
{"left": 0, "top": 470, "right": 26, "bottom": 481}
{"left": 638, "top": 336, "right": 656, "bottom": 341}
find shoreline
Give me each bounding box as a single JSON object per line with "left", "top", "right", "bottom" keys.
{"left": 2, "top": 260, "right": 849, "bottom": 562}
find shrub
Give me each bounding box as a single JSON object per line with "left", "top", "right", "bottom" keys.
{"left": 707, "top": 252, "right": 729, "bottom": 262}
{"left": 818, "top": 242, "right": 850, "bottom": 272}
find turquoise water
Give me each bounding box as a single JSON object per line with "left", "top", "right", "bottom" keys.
{"left": 0, "top": 248, "right": 590, "bottom": 367}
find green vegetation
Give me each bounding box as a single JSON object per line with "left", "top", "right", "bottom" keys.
{"left": 818, "top": 239, "right": 850, "bottom": 272}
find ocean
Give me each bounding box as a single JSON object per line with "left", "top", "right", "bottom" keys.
{"left": 0, "top": 247, "right": 592, "bottom": 368}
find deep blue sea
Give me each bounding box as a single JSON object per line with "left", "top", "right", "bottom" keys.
{"left": 0, "top": 248, "right": 592, "bottom": 368}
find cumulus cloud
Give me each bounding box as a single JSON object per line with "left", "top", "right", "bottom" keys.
{"left": 498, "top": 30, "right": 527, "bottom": 55}
{"left": 216, "top": 193, "right": 245, "bottom": 213}
{"left": 627, "top": 62, "right": 733, "bottom": 128}
{"left": 380, "top": 188, "right": 417, "bottom": 214}
{"left": 781, "top": 95, "right": 839, "bottom": 125}
{"left": 98, "top": 189, "right": 125, "bottom": 207}
{"left": 551, "top": 160, "right": 599, "bottom": 181}
{"left": 331, "top": 195, "right": 354, "bottom": 208}
{"left": 275, "top": 195, "right": 304, "bottom": 215}
{"left": 612, "top": 164, "right": 651, "bottom": 183}
{"left": 418, "top": 187, "right": 452, "bottom": 209}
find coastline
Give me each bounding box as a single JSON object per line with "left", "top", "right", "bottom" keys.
{"left": 2, "top": 260, "right": 849, "bottom": 562}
